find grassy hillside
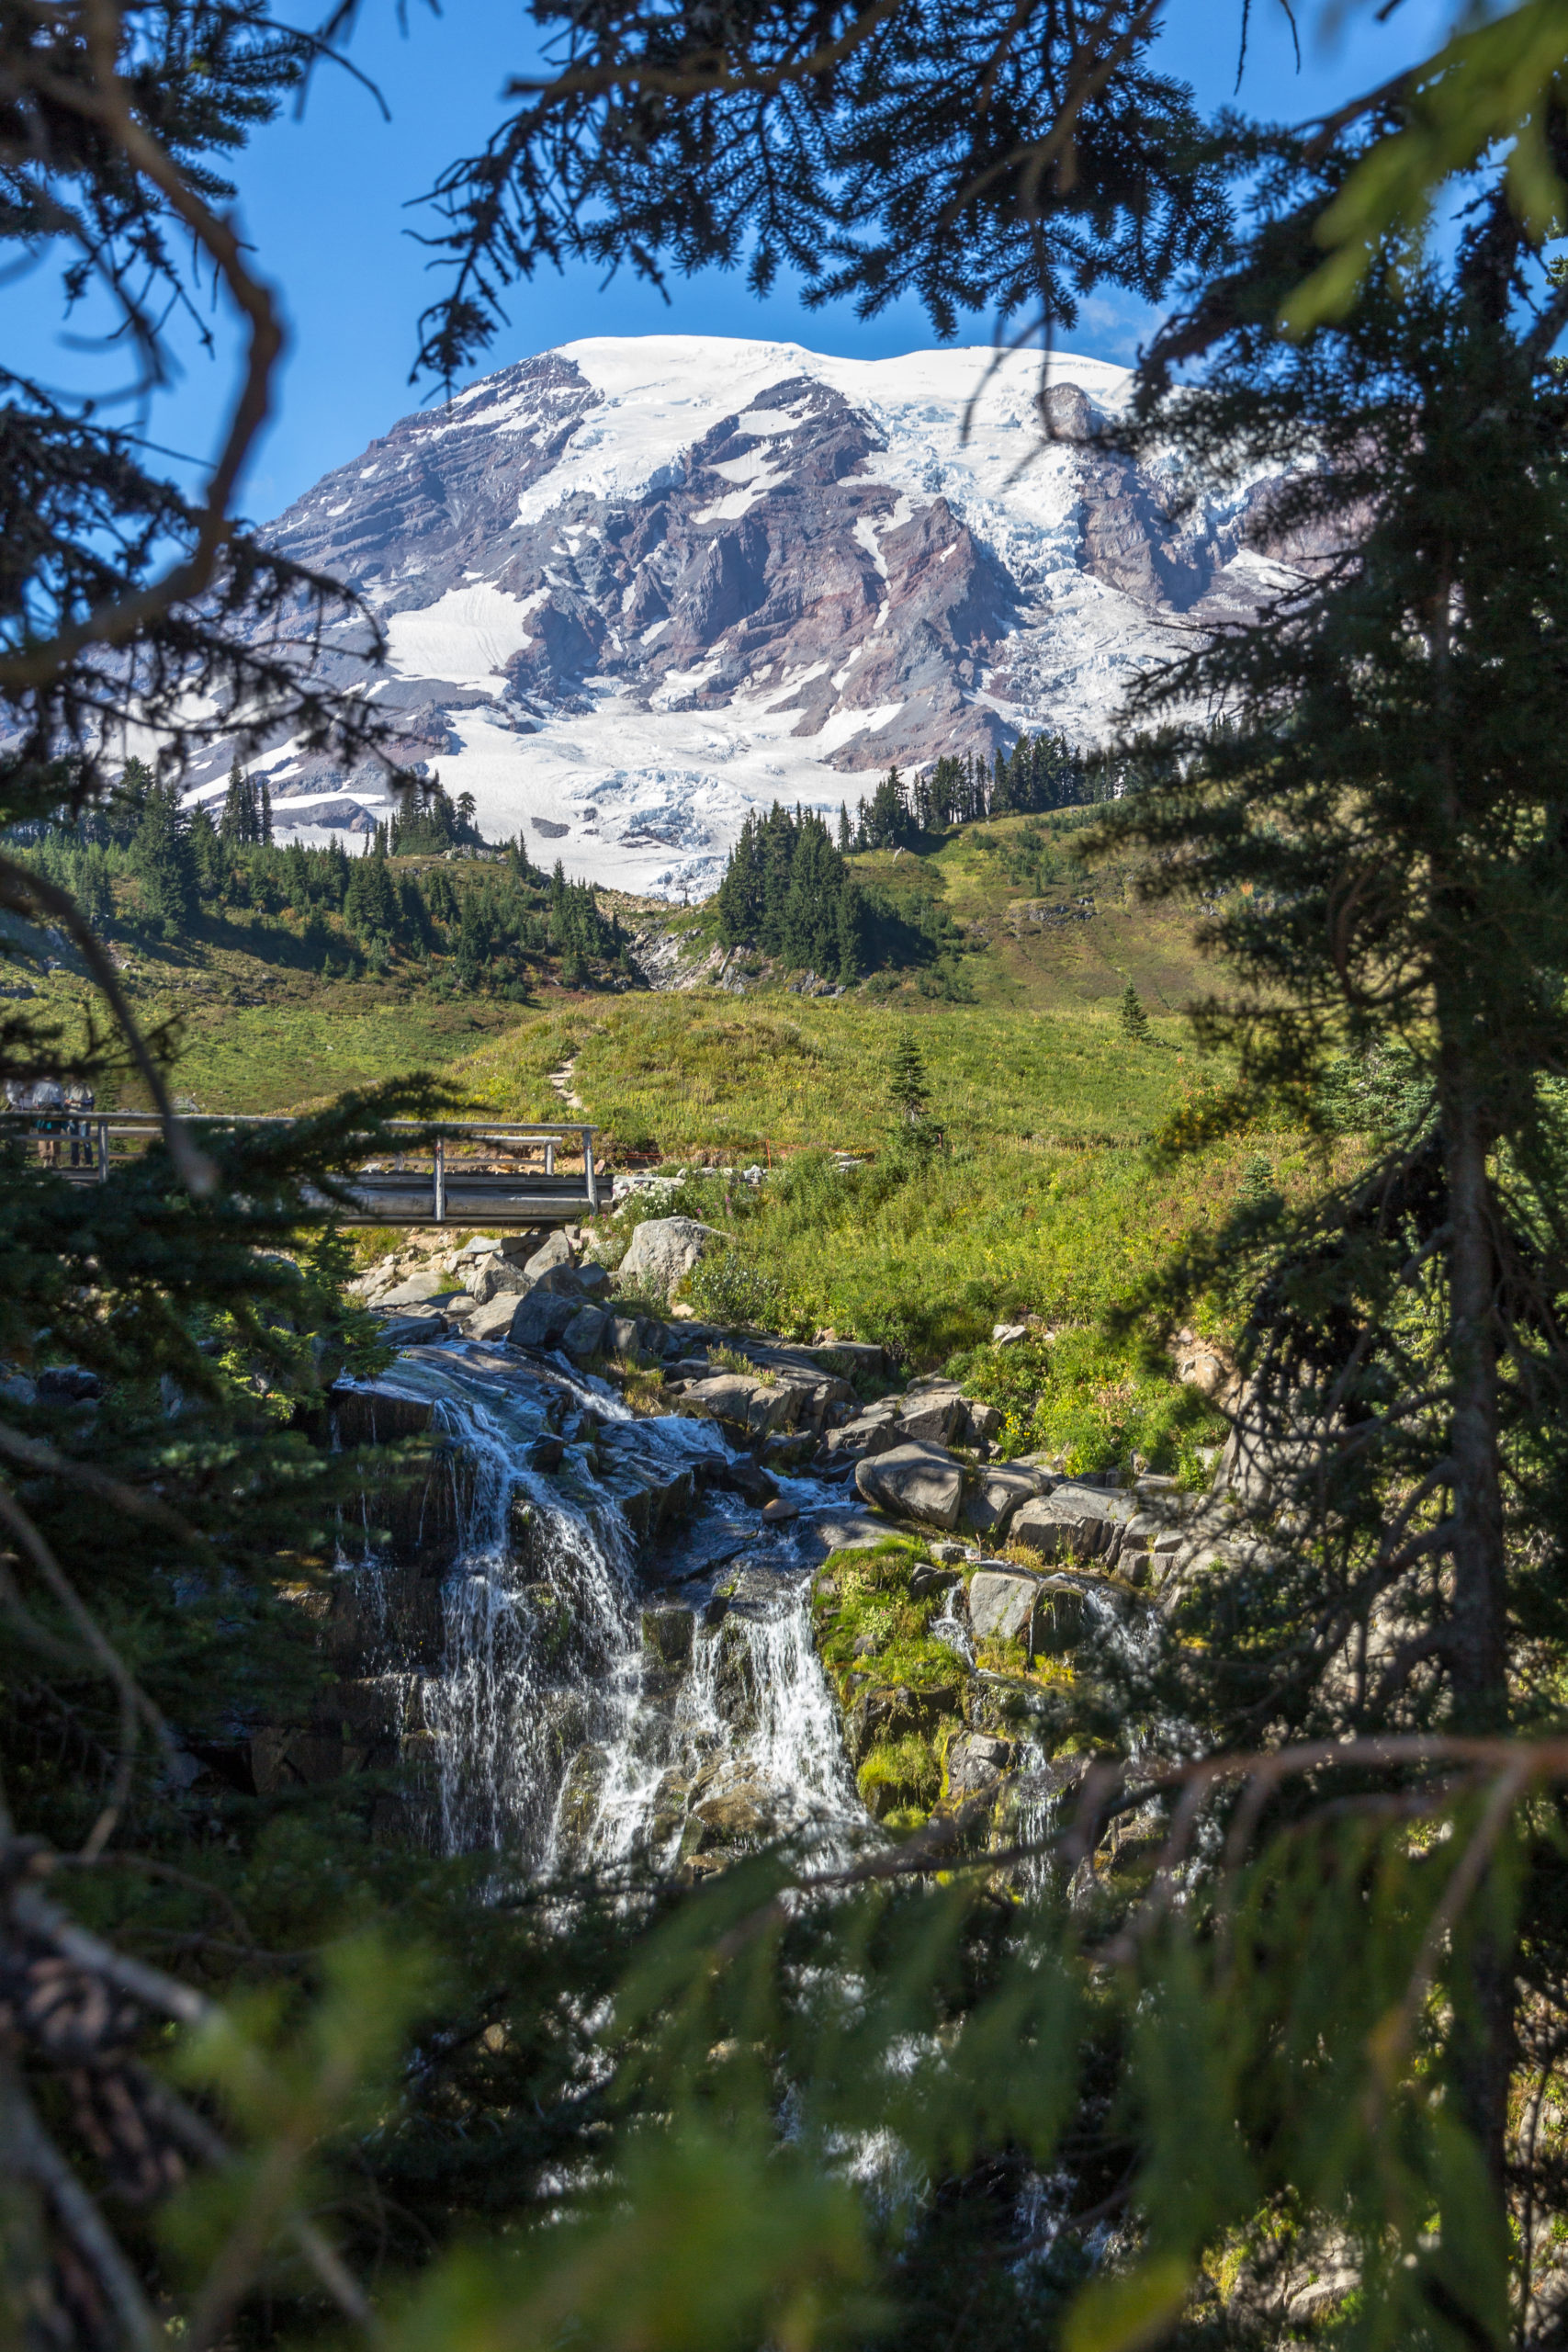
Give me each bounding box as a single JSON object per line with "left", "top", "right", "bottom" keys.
{"left": 24, "top": 946, "right": 526, "bottom": 1113}
{"left": 844, "top": 807, "right": 1217, "bottom": 1014}
{"left": 454, "top": 993, "right": 1197, "bottom": 1154}
{"left": 17, "top": 803, "right": 1220, "bottom": 1119}
{"left": 12, "top": 801, "right": 1306, "bottom": 1462}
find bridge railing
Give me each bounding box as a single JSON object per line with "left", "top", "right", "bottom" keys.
{"left": 1, "top": 1113, "right": 602, "bottom": 1229}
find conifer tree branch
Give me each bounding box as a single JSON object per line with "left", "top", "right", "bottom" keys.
{"left": 0, "top": 853, "right": 215, "bottom": 1193}
{"left": 1, "top": 0, "right": 286, "bottom": 695}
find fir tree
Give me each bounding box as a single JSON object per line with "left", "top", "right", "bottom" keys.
{"left": 1118, "top": 980, "right": 1150, "bottom": 1041}
{"left": 1095, "top": 148, "right": 1568, "bottom": 2222}
{"left": 887, "top": 1026, "right": 932, "bottom": 1132}
{"left": 131, "top": 779, "right": 197, "bottom": 933}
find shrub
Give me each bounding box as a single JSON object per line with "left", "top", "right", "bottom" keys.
{"left": 683, "top": 1248, "right": 788, "bottom": 1329}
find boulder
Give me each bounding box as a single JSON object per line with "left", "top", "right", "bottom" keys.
{"left": 604, "top": 1315, "right": 641, "bottom": 1357}
{"left": 897, "top": 1389, "right": 965, "bottom": 1446}
{"left": 576, "top": 1261, "right": 612, "bottom": 1296}
{"left": 377, "top": 1270, "right": 456, "bottom": 1307}
{"left": 992, "top": 1323, "right": 1030, "bottom": 1347}
{"left": 526, "top": 1230, "right": 577, "bottom": 1279}
{"left": 461, "top": 1293, "right": 525, "bottom": 1346}
{"left": 944, "top": 1730, "right": 1014, "bottom": 1802}
{"left": 820, "top": 1422, "right": 901, "bottom": 1464}
{"left": 497, "top": 1229, "right": 546, "bottom": 1261}
{"left": 463, "top": 1256, "right": 532, "bottom": 1304}
{"left": 559, "top": 1306, "right": 607, "bottom": 1360}
{"left": 808, "top": 1340, "right": 885, "bottom": 1375}
{"left": 854, "top": 1442, "right": 965, "bottom": 1531}
{"left": 967, "top": 1568, "right": 1043, "bottom": 1646}
{"left": 961, "top": 1464, "right": 1043, "bottom": 1538}
{"left": 683, "top": 1373, "right": 799, "bottom": 1437}
{"left": 377, "top": 1310, "right": 449, "bottom": 1347}
{"left": 908, "top": 1562, "right": 963, "bottom": 1604}
{"left": 968, "top": 1568, "right": 1090, "bottom": 1656}
{"left": 617, "top": 1216, "right": 724, "bottom": 1299}
{"left": 1010, "top": 1486, "right": 1138, "bottom": 1565}
{"left": 963, "top": 1399, "right": 1004, "bottom": 1444}
{"left": 508, "top": 1289, "right": 581, "bottom": 1350}
{"left": 529, "top": 1263, "right": 591, "bottom": 1298}
{"left": 710, "top": 1455, "right": 779, "bottom": 1507}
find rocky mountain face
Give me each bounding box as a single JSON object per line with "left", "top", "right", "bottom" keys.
{"left": 186, "top": 336, "right": 1284, "bottom": 898}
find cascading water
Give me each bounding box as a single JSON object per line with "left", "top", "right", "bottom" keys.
{"left": 335, "top": 1341, "right": 864, "bottom": 1874}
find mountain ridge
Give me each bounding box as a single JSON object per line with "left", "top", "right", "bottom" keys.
{"left": 183, "top": 335, "right": 1280, "bottom": 899}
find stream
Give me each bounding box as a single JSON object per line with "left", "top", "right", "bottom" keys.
{"left": 336, "top": 1339, "right": 868, "bottom": 1875}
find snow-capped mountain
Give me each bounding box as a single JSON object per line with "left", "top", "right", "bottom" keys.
{"left": 189, "top": 335, "right": 1282, "bottom": 899}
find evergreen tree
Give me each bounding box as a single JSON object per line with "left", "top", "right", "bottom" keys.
{"left": 1094, "top": 147, "right": 1568, "bottom": 2224}
{"left": 219, "top": 755, "right": 259, "bottom": 846}
{"left": 1118, "top": 979, "right": 1150, "bottom": 1041}
{"left": 838, "top": 800, "right": 852, "bottom": 854}
{"left": 131, "top": 779, "right": 197, "bottom": 932}
{"left": 886, "top": 1025, "right": 932, "bottom": 1131}
{"left": 187, "top": 801, "right": 228, "bottom": 902}
{"left": 258, "top": 773, "right": 274, "bottom": 845}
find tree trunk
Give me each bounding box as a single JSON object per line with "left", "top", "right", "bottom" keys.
{"left": 1439, "top": 1050, "right": 1515, "bottom": 2212}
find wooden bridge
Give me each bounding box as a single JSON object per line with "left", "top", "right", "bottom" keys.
{"left": 6, "top": 1113, "right": 602, "bottom": 1229}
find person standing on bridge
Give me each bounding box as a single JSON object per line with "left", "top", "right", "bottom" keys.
{"left": 28, "top": 1076, "right": 66, "bottom": 1167}
{"left": 64, "top": 1079, "right": 96, "bottom": 1169}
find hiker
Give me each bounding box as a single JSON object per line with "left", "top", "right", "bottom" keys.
{"left": 64, "top": 1079, "right": 96, "bottom": 1168}
{"left": 28, "top": 1077, "right": 65, "bottom": 1167}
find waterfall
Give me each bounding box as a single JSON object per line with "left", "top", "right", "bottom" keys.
{"left": 335, "top": 1346, "right": 863, "bottom": 1874}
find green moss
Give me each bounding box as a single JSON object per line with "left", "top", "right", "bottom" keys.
{"left": 813, "top": 1541, "right": 962, "bottom": 1695}
{"left": 857, "top": 1733, "right": 942, "bottom": 1820}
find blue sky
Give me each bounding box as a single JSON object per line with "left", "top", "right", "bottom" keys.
{"left": 12, "top": 0, "right": 1455, "bottom": 517}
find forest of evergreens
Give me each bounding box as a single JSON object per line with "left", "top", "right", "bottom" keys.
{"left": 13, "top": 760, "right": 630, "bottom": 991}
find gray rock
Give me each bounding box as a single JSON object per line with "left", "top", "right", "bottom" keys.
{"left": 992, "top": 1323, "right": 1030, "bottom": 1347}
{"left": 576, "top": 1261, "right": 612, "bottom": 1296}
{"left": 507, "top": 1289, "right": 580, "bottom": 1349}
{"left": 463, "top": 1257, "right": 532, "bottom": 1304}
{"left": 960, "top": 1464, "right": 1043, "bottom": 1537}
{"left": 1010, "top": 1486, "right": 1136, "bottom": 1565}
{"left": 968, "top": 1568, "right": 1089, "bottom": 1655}
{"left": 604, "top": 1315, "right": 641, "bottom": 1357}
{"left": 803, "top": 1508, "right": 891, "bottom": 1555}
{"left": 683, "top": 1373, "right": 800, "bottom": 1437}
{"left": 1032, "top": 1577, "right": 1093, "bottom": 1654}
{"left": 0, "top": 1372, "right": 37, "bottom": 1408}
{"left": 462, "top": 1293, "right": 524, "bottom": 1346}
{"left": 963, "top": 1399, "right": 1004, "bottom": 1444}
{"left": 377, "top": 1270, "right": 457, "bottom": 1307}
{"left": 821, "top": 1419, "right": 901, "bottom": 1464}
{"left": 854, "top": 1442, "right": 965, "bottom": 1531}
{"left": 377, "top": 1310, "right": 449, "bottom": 1347}
{"left": 559, "top": 1305, "right": 607, "bottom": 1359}
{"left": 897, "top": 1390, "right": 964, "bottom": 1446}
{"left": 945, "top": 1730, "right": 1014, "bottom": 1801}
{"left": 525, "top": 1229, "right": 576, "bottom": 1279}
{"left": 967, "top": 1568, "right": 1043, "bottom": 1645}
{"left": 617, "top": 1216, "right": 725, "bottom": 1299}
{"left": 808, "top": 1340, "right": 885, "bottom": 1375}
